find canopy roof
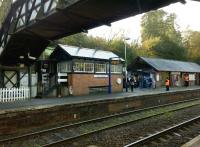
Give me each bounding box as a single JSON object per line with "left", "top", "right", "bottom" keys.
{"left": 139, "top": 57, "right": 200, "bottom": 73}
{"left": 58, "top": 44, "right": 123, "bottom": 61}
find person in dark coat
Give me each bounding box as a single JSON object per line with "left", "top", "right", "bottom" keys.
{"left": 130, "top": 77, "right": 134, "bottom": 92}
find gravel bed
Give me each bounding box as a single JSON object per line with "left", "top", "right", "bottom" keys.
{"left": 2, "top": 100, "right": 200, "bottom": 147}
{"left": 67, "top": 105, "right": 200, "bottom": 147}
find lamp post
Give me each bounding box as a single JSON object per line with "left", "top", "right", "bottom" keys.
{"left": 124, "top": 37, "right": 130, "bottom": 92}
{"left": 108, "top": 59, "right": 112, "bottom": 94}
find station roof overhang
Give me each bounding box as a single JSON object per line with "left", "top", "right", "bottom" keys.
{"left": 24, "top": 0, "right": 183, "bottom": 40}
{"left": 0, "top": 0, "right": 183, "bottom": 65}
{"left": 129, "top": 56, "right": 200, "bottom": 73}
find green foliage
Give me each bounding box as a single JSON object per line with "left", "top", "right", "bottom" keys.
{"left": 183, "top": 30, "right": 200, "bottom": 63}
{"left": 55, "top": 9, "right": 200, "bottom": 65}
{"left": 59, "top": 33, "right": 110, "bottom": 50}
{"left": 141, "top": 10, "right": 167, "bottom": 41}
{"left": 59, "top": 33, "right": 137, "bottom": 65}
{"left": 141, "top": 10, "right": 182, "bottom": 43}
{"left": 140, "top": 10, "right": 186, "bottom": 61}
{"left": 153, "top": 37, "right": 187, "bottom": 60}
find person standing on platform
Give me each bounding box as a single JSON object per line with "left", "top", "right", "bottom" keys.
{"left": 165, "top": 77, "right": 170, "bottom": 91}
{"left": 130, "top": 77, "right": 134, "bottom": 92}
{"left": 184, "top": 74, "right": 189, "bottom": 87}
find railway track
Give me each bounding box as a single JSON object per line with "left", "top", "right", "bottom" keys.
{"left": 1, "top": 98, "right": 200, "bottom": 147}
{"left": 124, "top": 115, "right": 200, "bottom": 147}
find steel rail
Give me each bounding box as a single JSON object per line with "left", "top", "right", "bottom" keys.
{"left": 124, "top": 115, "right": 200, "bottom": 147}
{"left": 41, "top": 98, "right": 200, "bottom": 147}
{"left": 0, "top": 98, "right": 199, "bottom": 146}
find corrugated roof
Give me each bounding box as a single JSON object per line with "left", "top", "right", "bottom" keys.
{"left": 58, "top": 44, "right": 124, "bottom": 61}
{"left": 140, "top": 57, "right": 200, "bottom": 73}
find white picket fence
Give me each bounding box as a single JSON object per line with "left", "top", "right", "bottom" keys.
{"left": 0, "top": 87, "right": 30, "bottom": 103}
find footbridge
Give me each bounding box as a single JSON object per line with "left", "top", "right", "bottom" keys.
{"left": 0, "top": 0, "right": 186, "bottom": 65}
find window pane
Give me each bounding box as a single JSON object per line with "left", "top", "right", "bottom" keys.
{"left": 74, "top": 62, "right": 94, "bottom": 72}
{"left": 85, "top": 63, "right": 94, "bottom": 72}
{"left": 96, "top": 63, "right": 106, "bottom": 73}
{"left": 58, "top": 62, "right": 71, "bottom": 72}
{"left": 74, "top": 62, "right": 84, "bottom": 72}
{"left": 111, "top": 64, "right": 122, "bottom": 73}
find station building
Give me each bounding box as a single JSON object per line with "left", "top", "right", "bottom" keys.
{"left": 128, "top": 56, "right": 200, "bottom": 88}
{"left": 37, "top": 44, "right": 124, "bottom": 97}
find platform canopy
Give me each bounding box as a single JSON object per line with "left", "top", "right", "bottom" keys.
{"left": 50, "top": 44, "right": 124, "bottom": 61}
{"left": 131, "top": 56, "right": 200, "bottom": 73}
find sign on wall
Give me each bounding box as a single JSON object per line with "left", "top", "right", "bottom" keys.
{"left": 94, "top": 75, "right": 108, "bottom": 78}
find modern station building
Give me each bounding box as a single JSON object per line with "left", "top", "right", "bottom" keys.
{"left": 128, "top": 56, "right": 200, "bottom": 88}
{"left": 37, "top": 44, "right": 124, "bottom": 97}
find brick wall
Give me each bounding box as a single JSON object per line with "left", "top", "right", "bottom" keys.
{"left": 68, "top": 74, "right": 123, "bottom": 96}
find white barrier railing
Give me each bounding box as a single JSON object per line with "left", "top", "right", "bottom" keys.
{"left": 0, "top": 87, "right": 30, "bottom": 103}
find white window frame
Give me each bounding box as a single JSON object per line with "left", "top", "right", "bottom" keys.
{"left": 84, "top": 63, "right": 94, "bottom": 73}
{"left": 110, "top": 64, "right": 123, "bottom": 73}
{"left": 73, "top": 62, "right": 94, "bottom": 73}
{"left": 95, "top": 63, "right": 107, "bottom": 73}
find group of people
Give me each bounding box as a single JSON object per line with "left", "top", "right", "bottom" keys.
{"left": 126, "top": 76, "right": 170, "bottom": 92}
{"left": 125, "top": 75, "right": 156, "bottom": 92}
{"left": 165, "top": 74, "right": 190, "bottom": 91}
{"left": 125, "top": 74, "right": 190, "bottom": 92}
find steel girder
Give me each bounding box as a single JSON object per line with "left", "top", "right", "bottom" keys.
{"left": 0, "top": 0, "right": 184, "bottom": 65}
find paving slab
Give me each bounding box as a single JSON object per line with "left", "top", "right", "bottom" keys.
{"left": 181, "top": 135, "right": 200, "bottom": 147}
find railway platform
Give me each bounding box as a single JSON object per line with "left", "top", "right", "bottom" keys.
{"left": 1, "top": 86, "right": 200, "bottom": 112}
{"left": 0, "top": 86, "right": 200, "bottom": 136}
{"left": 181, "top": 135, "right": 200, "bottom": 147}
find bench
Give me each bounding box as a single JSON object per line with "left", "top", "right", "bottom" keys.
{"left": 89, "top": 85, "right": 109, "bottom": 94}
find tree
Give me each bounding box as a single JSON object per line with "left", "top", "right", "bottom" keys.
{"left": 140, "top": 10, "right": 186, "bottom": 60}
{"left": 59, "top": 33, "right": 138, "bottom": 65}
{"left": 141, "top": 10, "right": 167, "bottom": 41}
{"left": 59, "top": 33, "right": 111, "bottom": 50}
{"left": 154, "top": 37, "right": 187, "bottom": 60}
{"left": 183, "top": 30, "right": 200, "bottom": 63}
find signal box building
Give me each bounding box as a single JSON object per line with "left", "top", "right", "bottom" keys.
{"left": 128, "top": 57, "right": 200, "bottom": 88}
{"left": 40, "top": 44, "right": 124, "bottom": 96}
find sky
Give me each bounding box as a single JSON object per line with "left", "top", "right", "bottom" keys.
{"left": 88, "top": 0, "right": 200, "bottom": 42}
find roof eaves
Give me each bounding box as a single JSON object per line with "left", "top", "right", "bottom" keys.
{"left": 139, "top": 56, "right": 160, "bottom": 72}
